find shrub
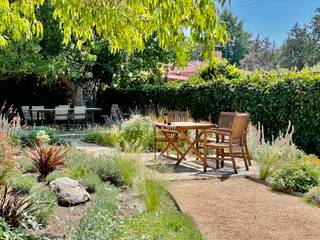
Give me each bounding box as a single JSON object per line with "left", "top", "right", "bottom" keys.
{"left": 9, "top": 175, "right": 38, "bottom": 194}
{"left": 31, "top": 186, "right": 57, "bottom": 226}
{"left": 65, "top": 165, "right": 89, "bottom": 180}
{"left": 271, "top": 164, "right": 320, "bottom": 193}
{"left": 80, "top": 172, "right": 102, "bottom": 193}
{"left": 121, "top": 115, "right": 154, "bottom": 151}
{"left": 137, "top": 174, "right": 167, "bottom": 212}
{"left": 27, "top": 127, "right": 65, "bottom": 145}
{"left": 0, "top": 217, "right": 24, "bottom": 240}
{"left": 66, "top": 150, "right": 122, "bottom": 185}
{"left": 46, "top": 171, "right": 65, "bottom": 182}
{"left": 17, "top": 156, "right": 37, "bottom": 173}
{"left": 249, "top": 122, "right": 304, "bottom": 180}
{"left": 303, "top": 154, "right": 320, "bottom": 168}
{"left": 304, "top": 186, "right": 320, "bottom": 207}
{"left": 85, "top": 126, "right": 122, "bottom": 147}
{"left": 113, "top": 210, "right": 204, "bottom": 240}
{"left": 0, "top": 133, "right": 17, "bottom": 185}
{"left": 28, "top": 144, "right": 68, "bottom": 180}
{"left": 75, "top": 183, "right": 118, "bottom": 239}
{"left": 0, "top": 186, "right": 37, "bottom": 227}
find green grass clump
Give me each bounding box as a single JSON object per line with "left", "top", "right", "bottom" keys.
{"left": 66, "top": 150, "right": 122, "bottom": 185}
{"left": 137, "top": 175, "right": 167, "bottom": 212}
{"left": 17, "top": 156, "right": 37, "bottom": 173}
{"left": 113, "top": 152, "right": 141, "bottom": 187}
{"left": 9, "top": 175, "right": 38, "bottom": 194}
{"left": 46, "top": 171, "right": 66, "bottom": 182}
{"left": 113, "top": 210, "right": 204, "bottom": 240}
{"left": 84, "top": 126, "right": 122, "bottom": 147}
{"left": 31, "top": 186, "right": 58, "bottom": 226}
{"left": 271, "top": 164, "right": 320, "bottom": 193}
{"left": 75, "top": 184, "right": 118, "bottom": 239}
{"left": 80, "top": 172, "right": 102, "bottom": 193}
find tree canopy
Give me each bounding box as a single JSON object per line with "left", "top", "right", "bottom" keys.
{"left": 0, "top": 0, "right": 228, "bottom": 64}
{"left": 220, "top": 10, "right": 250, "bottom": 66}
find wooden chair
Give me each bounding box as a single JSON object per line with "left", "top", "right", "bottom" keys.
{"left": 154, "top": 111, "right": 190, "bottom": 159}
{"left": 203, "top": 113, "right": 250, "bottom": 174}
{"left": 168, "top": 111, "right": 190, "bottom": 122}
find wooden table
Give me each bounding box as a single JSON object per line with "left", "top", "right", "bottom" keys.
{"left": 29, "top": 108, "right": 102, "bottom": 129}
{"left": 154, "top": 122, "right": 214, "bottom": 172}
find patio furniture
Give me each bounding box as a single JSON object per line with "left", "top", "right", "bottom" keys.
{"left": 21, "top": 106, "right": 32, "bottom": 124}
{"left": 31, "top": 106, "right": 45, "bottom": 123}
{"left": 154, "top": 121, "right": 214, "bottom": 172}
{"left": 203, "top": 113, "right": 250, "bottom": 174}
{"left": 54, "top": 107, "right": 70, "bottom": 130}
{"left": 72, "top": 106, "right": 87, "bottom": 128}
{"left": 154, "top": 111, "right": 190, "bottom": 159}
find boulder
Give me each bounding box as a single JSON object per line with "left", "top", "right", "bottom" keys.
{"left": 49, "top": 177, "right": 90, "bottom": 206}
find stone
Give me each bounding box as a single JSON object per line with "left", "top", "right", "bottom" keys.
{"left": 49, "top": 177, "right": 90, "bottom": 206}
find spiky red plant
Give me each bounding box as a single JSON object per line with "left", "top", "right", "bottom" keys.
{"left": 0, "top": 185, "right": 37, "bottom": 227}
{"left": 28, "top": 144, "right": 68, "bottom": 180}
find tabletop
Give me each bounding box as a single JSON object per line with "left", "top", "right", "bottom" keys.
{"left": 29, "top": 108, "right": 102, "bottom": 112}
{"left": 154, "top": 121, "right": 214, "bottom": 130}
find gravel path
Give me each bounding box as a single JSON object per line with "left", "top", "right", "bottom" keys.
{"left": 170, "top": 178, "right": 320, "bottom": 240}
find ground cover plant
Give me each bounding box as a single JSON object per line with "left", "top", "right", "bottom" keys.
{"left": 26, "top": 127, "right": 65, "bottom": 145}
{"left": 84, "top": 114, "right": 154, "bottom": 151}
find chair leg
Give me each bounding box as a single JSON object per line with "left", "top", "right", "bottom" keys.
{"left": 244, "top": 142, "right": 251, "bottom": 166}
{"left": 229, "top": 146, "right": 238, "bottom": 174}
{"left": 203, "top": 145, "right": 208, "bottom": 172}
{"left": 221, "top": 149, "right": 225, "bottom": 168}
{"left": 242, "top": 146, "right": 249, "bottom": 171}
{"left": 216, "top": 149, "right": 220, "bottom": 169}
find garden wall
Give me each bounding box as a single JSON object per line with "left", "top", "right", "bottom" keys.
{"left": 98, "top": 79, "right": 320, "bottom": 155}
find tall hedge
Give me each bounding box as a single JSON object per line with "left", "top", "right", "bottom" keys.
{"left": 97, "top": 78, "right": 320, "bottom": 155}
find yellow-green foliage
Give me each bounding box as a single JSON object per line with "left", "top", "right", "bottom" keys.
{"left": 0, "top": 133, "right": 17, "bottom": 185}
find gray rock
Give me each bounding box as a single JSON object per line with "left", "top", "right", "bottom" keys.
{"left": 49, "top": 177, "right": 90, "bottom": 206}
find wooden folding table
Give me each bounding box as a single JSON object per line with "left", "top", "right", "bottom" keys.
{"left": 154, "top": 122, "right": 213, "bottom": 172}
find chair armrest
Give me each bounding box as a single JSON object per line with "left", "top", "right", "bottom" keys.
{"left": 206, "top": 129, "right": 232, "bottom": 136}
{"left": 213, "top": 127, "right": 232, "bottom": 133}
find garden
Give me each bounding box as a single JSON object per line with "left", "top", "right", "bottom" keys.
{"left": 0, "top": 111, "right": 203, "bottom": 239}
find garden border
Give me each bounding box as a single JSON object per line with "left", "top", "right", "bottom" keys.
{"left": 245, "top": 175, "right": 303, "bottom": 197}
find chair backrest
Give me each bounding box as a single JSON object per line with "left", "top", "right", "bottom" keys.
{"left": 231, "top": 113, "right": 250, "bottom": 140}
{"left": 58, "top": 105, "right": 70, "bottom": 108}
{"left": 218, "top": 112, "right": 236, "bottom": 129}
{"left": 54, "top": 107, "right": 69, "bottom": 120}
{"left": 21, "top": 106, "right": 31, "bottom": 120}
{"left": 31, "top": 106, "right": 44, "bottom": 120}
{"left": 168, "top": 111, "right": 189, "bottom": 122}
{"left": 74, "top": 106, "right": 86, "bottom": 120}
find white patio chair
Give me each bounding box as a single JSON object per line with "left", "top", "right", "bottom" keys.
{"left": 54, "top": 107, "right": 70, "bottom": 130}
{"left": 31, "top": 106, "right": 45, "bottom": 122}
{"left": 73, "top": 106, "right": 87, "bottom": 128}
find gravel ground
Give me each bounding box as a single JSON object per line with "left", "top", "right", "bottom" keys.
{"left": 170, "top": 178, "right": 320, "bottom": 240}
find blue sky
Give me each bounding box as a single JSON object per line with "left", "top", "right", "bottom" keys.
{"left": 223, "top": 0, "right": 320, "bottom": 46}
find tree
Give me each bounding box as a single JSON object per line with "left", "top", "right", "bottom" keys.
{"left": 240, "top": 35, "right": 278, "bottom": 71}
{"left": 279, "top": 23, "right": 317, "bottom": 70}
{"left": 0, "top": 0, "right": 228, "bottom": 64}
{"left": 220, "top": 10, "right": 250, "bottom": 66}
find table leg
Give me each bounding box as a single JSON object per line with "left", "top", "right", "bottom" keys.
{"left": 41, "top": 112, "right": 44, "bottom": 126}
{"left": 91, "top": 111, "right": 94, "bottom": 129}
{"left": 175, "top": 130, "right": 204, "bottom": 169}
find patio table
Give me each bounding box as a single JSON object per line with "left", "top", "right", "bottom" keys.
{"left": 154, "top": 121, "right": 214, "bottom": 172}
{"left": 29, "top": 107, "right": 102, "bottom": 129}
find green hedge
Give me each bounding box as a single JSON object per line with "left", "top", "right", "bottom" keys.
{"left": 97, "top": 78, "right": 320, "bottom": 155}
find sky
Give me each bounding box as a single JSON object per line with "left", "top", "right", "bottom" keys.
{"left": 223, "top": 0, "right": 320, "bottom": 46}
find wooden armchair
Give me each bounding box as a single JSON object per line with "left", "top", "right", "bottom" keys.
{"left": 203, "top": 113, "right": 250, "bottom": 174}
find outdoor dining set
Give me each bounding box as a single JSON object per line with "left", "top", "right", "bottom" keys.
{"left": 153, "top": 111, "right": 251, "bottom": 174}
{"left": 21, "top": 105, "right": 102, "bottom": 130}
